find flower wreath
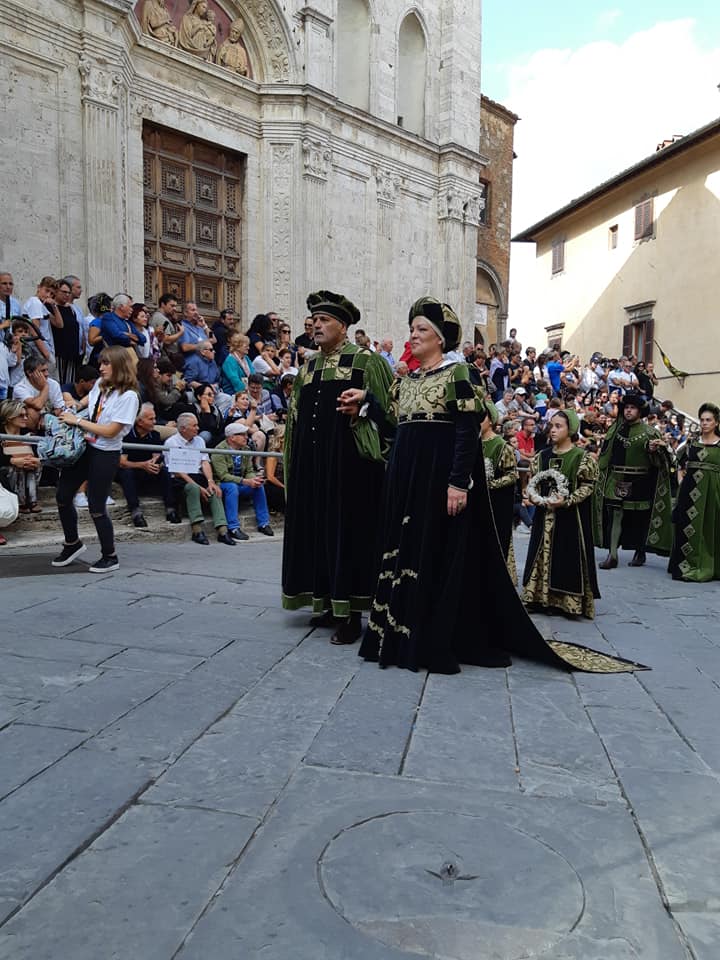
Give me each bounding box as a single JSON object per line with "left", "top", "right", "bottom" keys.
{"left": 527, "top": 468, "right": 570, "bottom": 507}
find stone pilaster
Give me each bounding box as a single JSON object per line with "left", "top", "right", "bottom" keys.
{"left": 269, "top": 142, "right": 295, "bottom": 318}
{"left": 302, "top": 137, "right": 332, "bottom": 294}
{"left": 78, "top": 51, "right": 127, "bottom": 292}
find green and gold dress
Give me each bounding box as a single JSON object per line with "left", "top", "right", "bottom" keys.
{"left": 523, "top": 446, "right": 601, "bottom": 618}
{"left": 668, "top": 439, "right": 720, "bottom": 582}
{"left": 483, "top": 433, "right": 518, "bottom": 583}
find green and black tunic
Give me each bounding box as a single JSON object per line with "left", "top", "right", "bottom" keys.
{"left": 482, "top": 433, "right": 518, "bottom": 582}
{"left": 668, "top": 439, "right": 720, "bottom": 582}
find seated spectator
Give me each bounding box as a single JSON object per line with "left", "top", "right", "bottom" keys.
{"left": 515, "top": 417, "right": 536, "bottom": 459}
{"left": 151, "top": 293, "right": 185, "bottom": 371}
{"left": 246, "top": 313, "right": 274, "bottom": 360}
{"left": 271, "top": 374, "right": 295, "bottom": 421}
{"left": 495, "top": 388, "right": 517, "bottom": 420}
{"left": 13, "top": 356, "right": 65, "bottom": 431}
{"left": 185, "top": 340, "right": 221, "bottom": 391}
{"left": 62, "top": 364, "right": 99, "bottom": 409}
{"left": 192, "top": 383, "right": 225, "bottom": 446}
{"left": 489, "top": 348, "right": 509, "bottom": 400}
{"left": 156, "top": 359, "right": 189, "bottom": 422}
{"left": 252, "top": 343, "right": 282, "bottom": 384}
{"left": 163, "top": 412, "right": 234, "bottom": 546}
{"left": 136, "top": 357, "right": 161, "bottom": 408}
{"left": 533, "top": 379, "right": 549, "bottom": 417}
{"left": 265, "top": 426, "right": 286, "bottom": 514}
{"left": 276, "top": 348, "right": 298, "bottom": 378}
{"left": 116, "top": 402, "right": 179, "bottom": 528}
{"left": 100, "top": 294, "right": 146, "bottom": 352}
{"left": 294, "top": 315, "right": 315, "bottom": 364}
{"left": 0, "top": 327, "right": 21, "bottom": 401}
{"left": 220, "top": 332, "right": 255, "bottom": 394}
{"left": 211, "top": 423, "right": 274, "bottom": 540}
{"left": 276, "top": 322, "right": 298, "bottom": 364}
{"left": 0, "top": 400, "right": 43, "bottom": 512}
{"left": 247, "top": 373, "right": 277, "bottom": 429}
{"left": 225, "top": 390, "right": 267, "bottom": 454}
{"left": 211, "top": 309, "right": 236, "bottom": 366}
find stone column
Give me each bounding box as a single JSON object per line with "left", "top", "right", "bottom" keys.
{"left": 437, "top": 176, "right": 484, "bottom": 336}
{"left": 78, "top": 52, "right": 126, "bottom": 292}
{"left": 302, "top": 138, "right": 332, "bottom": 297}
{"left": 296, "top": 7, "right": 333, "bottom": 90}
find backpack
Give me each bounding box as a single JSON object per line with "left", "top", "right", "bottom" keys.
{"left": 37, "top": 414, "right": 86, "bottom": 468}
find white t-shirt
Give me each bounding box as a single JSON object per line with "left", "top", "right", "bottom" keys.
{"left": 13, "top": 375, "right": 65, "bottom": 411}
{"left": 22, "top": 296, "right": 55, "bottom": 360}
{"left": 84, "top": 384, "right": 139, "bottom": 452}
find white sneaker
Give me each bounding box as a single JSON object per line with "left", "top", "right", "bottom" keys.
{"left": 106, "top": 496, "right": 115, "bottom": 505}
{"left": 73, "top": 492, "right": 89, "bottom": 508}
{"left": 516, "top": 525, "right": 531, "bottom": 536}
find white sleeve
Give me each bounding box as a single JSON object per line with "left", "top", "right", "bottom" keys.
{"left": 48, "top": 380, "right": 66, "bottom": 410}
{"left": 109, "top": 390, "right": 140, "bottom": 426}
{"left": 12, "top": 379, "right": 32, "bottom": 401}
{"left": 252, "top": 355, "right": 271, "bottom": 375}
{"left": 23, "top": 297, "right": 47, "bottom": 321}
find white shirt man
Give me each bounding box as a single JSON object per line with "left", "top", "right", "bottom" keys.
{"left": 0, "top": 272, "right": 21, "bottom": 321}
{"left": 607, "top": 359, "right": 638, "bottom": 394}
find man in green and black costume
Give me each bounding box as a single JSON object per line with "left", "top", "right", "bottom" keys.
{"left": 594, "top": 391, "right": 673, "bottom": 568}
{"left": 282, "top": 290, "right": 394, "bottom": 645}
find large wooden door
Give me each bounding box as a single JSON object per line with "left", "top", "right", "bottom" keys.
{"left": 142, "top": 125, "right": 243, "bottom": 320}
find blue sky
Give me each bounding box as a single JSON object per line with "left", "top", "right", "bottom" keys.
{"left": 482, "top": 2, "right": 720, "bottom": 104}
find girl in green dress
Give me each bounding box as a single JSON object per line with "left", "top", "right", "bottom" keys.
{"left": 669, "top": 402, "right": 720, "bottom": 582}
{"left": 523, "top": 409, "right": 600, "bottom": 619}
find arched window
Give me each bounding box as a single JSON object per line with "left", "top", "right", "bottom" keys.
{"left": 397, "top": 13, "right": 426, "bottom": 135}
{"left": 336, "top": 0, "right": 370, "bottom": 111}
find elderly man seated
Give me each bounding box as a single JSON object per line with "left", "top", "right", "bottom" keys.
{"left": 117, "top": 402, "right": 180, "bottom": 528}
{"left": 163, "top": 412, "right": 234, "bottom": 546}
{"left": 211, "top": 422, "right": 274, "bottom": 540}
{"left": 184, "top": 340, "right": 232, "bottom": 414}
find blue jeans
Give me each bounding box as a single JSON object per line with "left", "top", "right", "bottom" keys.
{"left": 221, "top": 481, "right": 270, "bottom": 530}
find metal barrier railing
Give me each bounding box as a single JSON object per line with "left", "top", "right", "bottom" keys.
{"left": 0, "top": 434, "right": 282, "bottom": 458}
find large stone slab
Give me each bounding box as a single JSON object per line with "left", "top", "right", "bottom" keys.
{"left": 174, "top": 765, "right": 683, "bottom": 960}
{"left": 0, "top": 655, "right": 99, "bottom": 703}
{"left": 618, "top": 769, "right": 720, "bottom": 909}
{"left": 23, "top": 670, "right": 171, "bottom": 733}
{"left": 97, "top": 647, "right": 205, "bottom": 676}
{"left": 585, "top": 704, "right": 706, "bottom": 774}
{"left": 145, "top": 712, "right": 322, "bottom": 818}
{"left": 304, "top": 663, "right": 425, "bottom": 775}
{"left": 675, "top": 912, "right": 720, "bottom": 960}
{"left": 0, "top": 723, "right": 85, "bottom": 800}
{"left": 0, "top": 804, "right": 257, "bottom": 959}
{"left": 402, "top": 672, "right": 520, "bottom": 792}
{"left": 0, "top": 747, "right": 152, "bottom": 923}
{"left": 0, "top": 634, "right": 124, "bottom": 665}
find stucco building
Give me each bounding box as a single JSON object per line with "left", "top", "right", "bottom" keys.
{"left": 2, "top": 0, "right": 493, "bottom": 346}
{"left": 513, "top": 118, "right": 720, "bottom": 412}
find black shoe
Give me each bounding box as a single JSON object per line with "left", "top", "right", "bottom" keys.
{"left": 330, "top": 612, "right": 363, "bottom": 645}
{"left": 629, "top": 550, "right": 647, "bottom": 567}
{"left": 310, "top": 610, "right": 337, "bottom": 628}
{"left": 132, "top": 514, "right": 148, "bottom": 528}
{"left": 166, "top": 510, "right": 181, "bottom": 524}
{"left": 89, "top": 555, "right": 119, "bottom": 573}
{"left": 257, "top": 525, "right": 274, "bottom": 537}
{"left": 217, "top": 532, "right": 236, "bottom": 546}
{"left": 192, "top": 531, "right": 210, "bottom": 545}
{"left": 230, "top": 528, "right": 249, "bottom": 541}
{"left": 51, "top": 541, "right": 87, "bottom": 567}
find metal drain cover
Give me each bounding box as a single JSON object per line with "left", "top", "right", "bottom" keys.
{"left": 318, "top": 811, "right": 583, "bottom": 959}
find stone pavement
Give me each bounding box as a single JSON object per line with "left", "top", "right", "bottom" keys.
{"left": 0, "top": 537, "right": 719, "bottom": 959}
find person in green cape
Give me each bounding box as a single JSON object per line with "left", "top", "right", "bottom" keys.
{"left": 523, "top": 408, "right": 601, "bottom": 619}
{"left": 594, "top": 391, "right": 673, "bottom": 569}
{"left": 481, "top": 400, "right": 518, "bottom": 583}
{"left": 668, "top": 402, "right": 720, "bottom": 582}
{"left": 281, "top": 290, "right": 394, "bottom": 645}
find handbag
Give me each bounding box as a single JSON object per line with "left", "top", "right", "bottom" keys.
{"left": 0, "top": 483, "right": 19, "bottom": 527}
{"left": 37, "top": 414, "right": 87, "bottom": 468}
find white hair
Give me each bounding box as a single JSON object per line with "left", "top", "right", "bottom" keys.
{"left": 112, "top": 294, "right": 132, "bottom": 310}
{"left": 139, "top": 402, "right": 155, "bottom": 417}
{"left": 177, "top": 412, "right": 198, "bottom": 430}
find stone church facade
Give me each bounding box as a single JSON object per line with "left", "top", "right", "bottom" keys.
{"left": 3, "top": 0, "right": 486, "bottom": 343}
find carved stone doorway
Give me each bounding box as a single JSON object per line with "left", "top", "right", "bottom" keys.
{"left": 142, "top": 124, "right": 244, "bottom": 320}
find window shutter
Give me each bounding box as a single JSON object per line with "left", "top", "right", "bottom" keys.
{"left": 643, "top": 319, "right": 654, "bottom": 363}
{"left": 634, "top": 199, "right": 654, "bottom": 240}
{"left": 622, "top": 324, "right": 633, "bottom": 357}
{"left": 552, "top": 238, "right": 565, "bottom": 274}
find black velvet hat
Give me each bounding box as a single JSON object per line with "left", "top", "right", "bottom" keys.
{"left": 618, "top": 391, "right": 650, "bottom": 417}
{"left": 408, "top": 296, "right": 462, "bottom": 352}
{"left": 306, "top": 290, "right": 361, "bottom": 327}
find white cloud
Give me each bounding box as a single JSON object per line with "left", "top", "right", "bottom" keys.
{"left": 506, "top": 19, "right": 720, "bottom": 336}
{"left": 594, "top": 9, "right": 622, "bottom": 33}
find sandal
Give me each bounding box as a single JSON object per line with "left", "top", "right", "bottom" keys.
{"left": 29, "top": 502, "right": 43, "bottom": 514}
{"left": 19, "top": 503, "right": 30, "bottom": 514}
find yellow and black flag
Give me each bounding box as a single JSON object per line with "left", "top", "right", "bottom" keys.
{"left": 654, "top": 341, "right": 689, "bottom": 384}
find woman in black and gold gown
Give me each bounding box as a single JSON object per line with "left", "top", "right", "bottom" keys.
{"left": 344, "top": 297, "right": 645, "bottom": 675}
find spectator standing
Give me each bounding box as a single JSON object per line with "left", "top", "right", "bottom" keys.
{"left": 50, "top": 280, "right": 83, "bottom": 385}
{"left": 100, "top": 294, "right": 146, "bottom": 356}
{"left": 131, "top": 304, "right": 160, "bottom": 361}
{"left": 21, "top": 276, "right": 58, "bottom": 368}
{"left": 53, "top": 346, "right": 140, "bottom": 572}
{"left": 607, "top": 357, "right": 639, "bottom": 394}
{"left": 546, "top": 350, "right": 565, "bottom": 397}
{"left": 178, "top": 301, "right": 215, "bottom": 368}
{"left": 635, "top": 361, "right": 657, "bottom": 398}
{"left": 489, "top": 347, "right": 509, "bottom": 400}
{"left": 212, "top": 422, "right": 274, "bottom": 539}
{"left": 0, "top": 272, "right": 21, "bottom": 322}
{"left": 211, "top": 308, "right": 236, "bottom": 365}
{"left": 378, "top": 338, "right": 396, "bottom": 371}
{"left": 151, "top": 294, "right": 185, "bottom": 369}
{"left": 294, "top": 316, "right": 315, "bottom": 362}
{"left": 246, "top": 313, "right": 274, "bottom": 360}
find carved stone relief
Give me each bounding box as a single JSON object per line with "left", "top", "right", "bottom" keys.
{"left": 375, "top": 168, "right": 401, "bottom": 205}
{"left": 437, "top": 183, "right": 485, "bottom": 224}
{"left": 271, "top": 143, "right": 294, "bottom": 315}
{"left": 135, "top": 0, "right": 291, "bottom": 81}
{"left": 78, "top": 53, "right": 122, "bottom": 108}
{"left": 302, "top": 138, "right": 331, "bottom": 181}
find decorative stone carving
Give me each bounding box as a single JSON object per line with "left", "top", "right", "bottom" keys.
{"left": 438, "top": 188, "right": 465, "bottom": 222}
{"left": 141, "top": 0, "right": 177, "bottom": 45}
{"left": 302, "top": 138, "right": 331, "bottom": 181}
{"left": 217, "top": 19, "right": 249, "bottom": 76}
{"left": 78, "top": 54, "right": 122, "bottom": 108}
{"left": 248, "top": 0, "right": 290, "bottom": 81}
{"left": 376, "top": 169, "right": 401, "bottom": 205}
{"left": 463, "top": 194, "right": 485, "bottom": 226}
{"left": 178, "top": 0, "right": 217, "bottom": 62}
{"left": 271, "top": 144, "right": 294, "bottom": 314}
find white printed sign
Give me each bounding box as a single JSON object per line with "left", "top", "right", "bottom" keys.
{"left": 166, "top": 447, "right": 203, "bottom": 474}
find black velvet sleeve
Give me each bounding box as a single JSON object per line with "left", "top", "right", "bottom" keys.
{"left": 362, "top": 392, "right": 397, "bottom": 446}
{"left": 449, "top": 413, "right": 480, "bottom": 490}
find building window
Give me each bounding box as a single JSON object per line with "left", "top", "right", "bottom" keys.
{"left": 623, "top": 301, "right": 655, "bottom": 363}
{"left": 608, "top": 224, "right": 618, "bottom": 249}
{"left": 478, "top": 179, "right": 489, "bottom": 225}
{"left": 397, "top": 13, "right": 426, "bottom": 135}
{"left": 337, "top": 0, "right": 371, "bottom": 111}
{"left": 634, "top": 197, "right": 654, "bottom": 241}
{"left": 551, "top": 237, "right": 565, "bottom": 275}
